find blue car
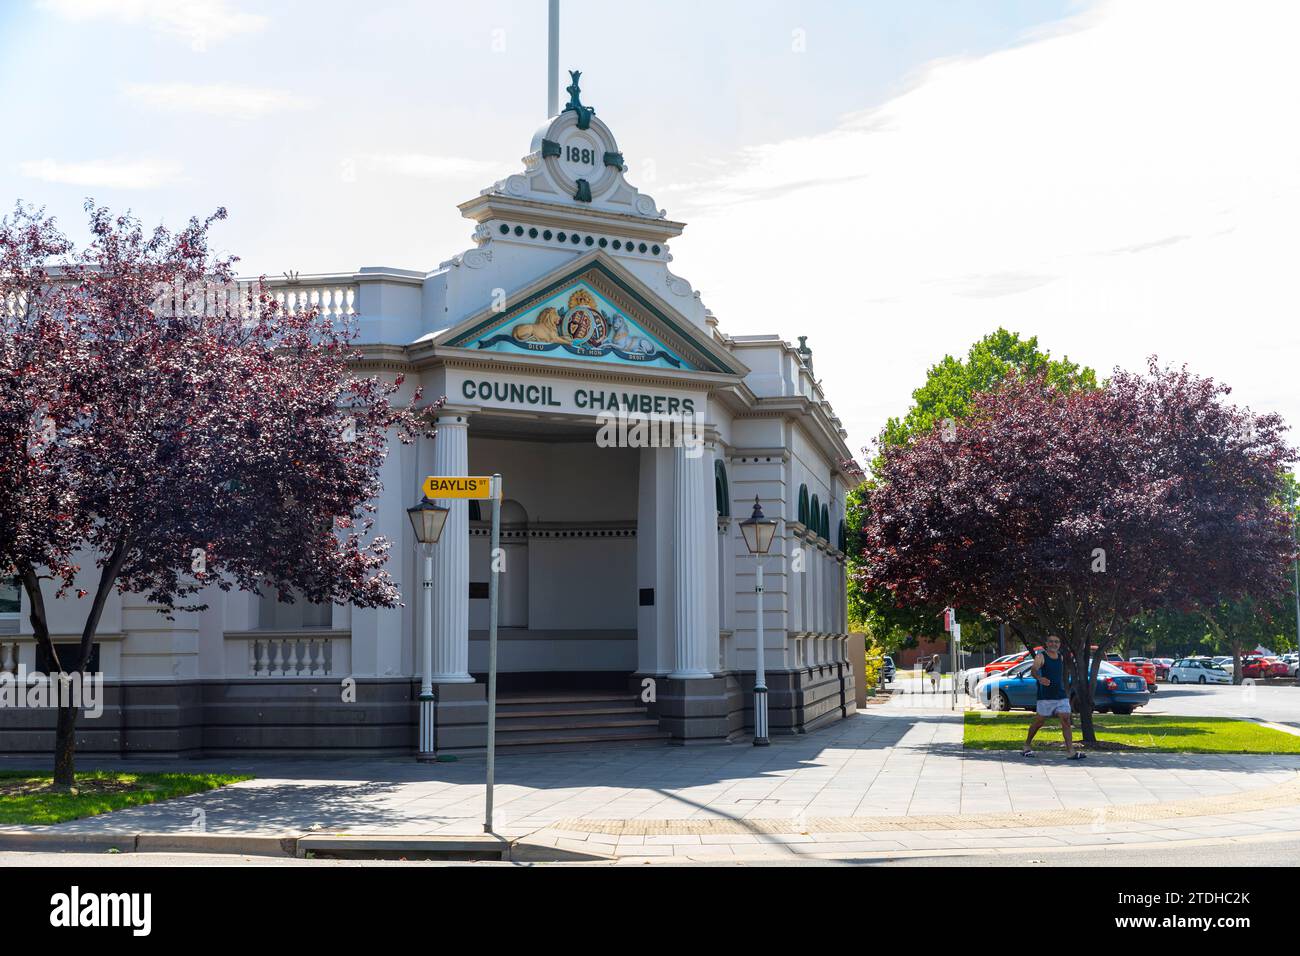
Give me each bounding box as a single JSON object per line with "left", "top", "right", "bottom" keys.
{"left": 976, "top": 659, "right": 1150, "bottom": 715}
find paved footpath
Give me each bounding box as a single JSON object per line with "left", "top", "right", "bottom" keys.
{"left": 6, "top": 697, "right": 1300, "bottom": 862}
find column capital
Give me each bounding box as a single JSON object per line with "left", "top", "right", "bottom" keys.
{"left": 433, "top": 404, "right": 475, "bottom": 427}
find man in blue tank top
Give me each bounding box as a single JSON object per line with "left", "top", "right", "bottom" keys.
{"left": 1022, "top": 635, "right": 1084, "bottom": 760}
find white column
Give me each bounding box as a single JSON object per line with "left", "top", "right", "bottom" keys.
{"left": 669, "top": 442, "right": 713, "bottom": 679}
{"left": 429, "top": 412, "right": 473, "bottom": 683}
{"left": 702, "top": 441, "right": 721, "bottom": 672}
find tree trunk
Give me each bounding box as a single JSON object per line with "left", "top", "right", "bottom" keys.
{"left": 1071, "top": 646, "right": 1101, "bottom": 744}
{"left": 53, "top": 702, "right": 78, "bottom": 789}
{"left": 15, "top": 561, "right": 75, "bottom": 787}
{"left": 1078, "top": 701, "right": 1096, "bottom": 743}
{"left": 27, "top": 539, "right": 129, "bottom": 789}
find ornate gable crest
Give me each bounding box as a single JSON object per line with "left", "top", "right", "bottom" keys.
{"left": 465, "top": 281, "right": 692, "bottom": 370}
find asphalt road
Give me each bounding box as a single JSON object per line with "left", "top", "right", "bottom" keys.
{"left": 1141, "top": 682, "right": 1300, "bottom": 729}
{"left": 889, "top": 675, "right": 1300, "bottom": 729}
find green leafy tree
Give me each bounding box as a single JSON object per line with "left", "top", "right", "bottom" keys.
{"left": 877, "top": 328, "right": 1097, "bottom": 456}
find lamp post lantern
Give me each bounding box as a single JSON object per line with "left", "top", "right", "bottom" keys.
{"left": 407, "top": 496, "right": 450, "bottom": 761}
{"left": 739, "top": 495, "right": 777, "bottom": 746}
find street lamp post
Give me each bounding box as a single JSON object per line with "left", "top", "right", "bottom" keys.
{"left": 407, "top": 496, "right": 450, "bottom": 762}
{"left": 739, "top": 495, "right": 777, "bottom": 746}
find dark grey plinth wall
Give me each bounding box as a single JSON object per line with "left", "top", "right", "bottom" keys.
{"left": 646, "top": 675, "right": 745, "bottom": 744}
{"left": 0, "top": 665, "right": 852, "bottom": 756}
{"left": 200, "top": 679, "right": 422, "bottom": 755}
{"left": 0, "top": 679, "right": 429, "bottom": 757}
{"left": 0, "top": 682, "right": 204, "bottom": 756}
{"left": 642, "top": 662, "right": 856, "bottom": 745}
{"left": 430, "top": 681, "right": 488, "bottom": 753}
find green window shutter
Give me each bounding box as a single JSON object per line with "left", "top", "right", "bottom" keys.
{"left": 714, "top": 460, "right": 730, "bottom": 517}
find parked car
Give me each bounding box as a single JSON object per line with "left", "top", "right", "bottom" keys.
{"left": 1282, "top": 654, "right": 1299, "bottom": 678}
{"left": 1212, "top": 656, "right": 1234, "bottom": 670}
{"left": 1168, "top": 658, "right": 1231, "bottom": 685}
{"left": 882, "top": 656, "right": 896, "bottom": 684}
{"left": 1148, "top": 658, "right": 1174, "bottom": 681}
{"left": 961, "top": 653, "right": 1027, "bottom": 694}
{"left": 985, "top": 651, "right": 1030, "bottom": 675}
{"left": 1241, "top": 656, "right": 1288, "bottom": 679}
{"left": 1105, "top": 654, "right": 1159, "bottom": 692}
{"left": 976, "top": 659, "right": 1150, "bottom": 715}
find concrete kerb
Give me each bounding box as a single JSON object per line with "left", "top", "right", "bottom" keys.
{"left": 0, "top": 830, "right": 517, "bottom": 861}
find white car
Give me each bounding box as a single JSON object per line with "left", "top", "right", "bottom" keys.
{"left": 960, "top": 653, "right": 1024, "bottom": 695}
{"left": 1168, "top": 658, "right": 1231, "bottom": 684}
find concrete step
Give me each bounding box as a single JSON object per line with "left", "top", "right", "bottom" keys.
{"left": 496, "top": 720, "right": 663, "bottom": 740}
{"left": 496, "top": 705, "right": 647, "bottom": 718}
{"left": 496, "top": 715, "right": 661, "bottom": 734}
{"left": 476, "top": 691, "right": 670, "bottom": 753}
{"left": 496, "top": 697, "right": 639, "bottom": 712}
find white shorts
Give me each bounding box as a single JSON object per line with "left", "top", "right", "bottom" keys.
{"left": 1036, "top": 699, "right": 1071, "bottom": 717}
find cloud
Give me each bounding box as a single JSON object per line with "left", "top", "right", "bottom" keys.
{"left": 358, "top": 153, "right": 504, "bottom": 179}
{"left": 18, "top": 158, "right": 184, "bottom": 189}
{"left": 38, "top": 0, "right": 266, "bottom": 50}
{"left": 669, "top": 0, "right": 1300, "bottom": 462}
{"left": 123, "top": 83, "right": 312, "bottom": 117}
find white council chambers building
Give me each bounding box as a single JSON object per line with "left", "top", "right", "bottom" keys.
{"left": 0, "top": 78, "right": 856, "bottom": 756}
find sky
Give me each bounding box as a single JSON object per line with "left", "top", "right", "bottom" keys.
{"left": 2, "top": 0, "right": 1297, "bottom": 466}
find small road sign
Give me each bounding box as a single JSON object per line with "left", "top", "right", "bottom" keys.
{"left": 423, "top": 476, "right": 493, "bottom": 499}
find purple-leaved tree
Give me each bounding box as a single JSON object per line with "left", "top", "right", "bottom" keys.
{"left": 0, "top": 201, "right": 438, "bottom": 786}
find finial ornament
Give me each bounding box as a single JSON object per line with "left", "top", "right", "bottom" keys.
{"left": 563, "top": 69, "right": 595, "bottom": 130}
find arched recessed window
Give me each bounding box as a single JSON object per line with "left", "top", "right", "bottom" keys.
{"left": 469, "top": 500, "right": 483, "bottom": 522}
{"left": 809, "top": 494, "right": 820, "bottom": 535}
{"left": 798, "top": 485, "right": 809, "bottom": 526}
{"left": 714, "top": 460, "right": 730, "bottom": 517}
{"left": 837, "top": 520, "right": 847, "bottom": 552}
{"left": 820, "top": 504, "right": 830, "bottom": 541}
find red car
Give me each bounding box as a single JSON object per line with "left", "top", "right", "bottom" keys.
{"left": 1242, "top": 656, "right": 1289, "bottom": 679}
{"left": 1105, "top": 654, "right": 1158, "bottom": 692}
{"left": 983, "top": 652, "right": 1029, "bottom": 675}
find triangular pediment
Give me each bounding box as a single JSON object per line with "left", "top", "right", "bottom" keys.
{"left": 437, "top": 252, "right": 745, "bottom": 377}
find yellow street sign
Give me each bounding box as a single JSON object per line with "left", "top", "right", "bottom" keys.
{"left": 423, "top": 475, "right": 493, "bottom": 499}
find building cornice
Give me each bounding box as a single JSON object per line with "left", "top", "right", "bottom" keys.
{"left": 457, "top": 194, "right": 685, "bottom": 244}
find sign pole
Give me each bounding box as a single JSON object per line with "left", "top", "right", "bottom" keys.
{"left": 484, "top": 473, "right": 502, "bottom": 833}
{"left": 952, "top": 620, "right": 961, "bottom": 710}
{"left": 1290, "top": 481, "right": 1299, "bottom": 665}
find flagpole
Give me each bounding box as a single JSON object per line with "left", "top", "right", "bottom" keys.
{"left": 547, "top": 0, "right": 559, "bottom": 117}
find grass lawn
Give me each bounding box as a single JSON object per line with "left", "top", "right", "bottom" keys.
{"left": 0, "top": 770, "right": 252, "bottom": 826}
{"left": 963, "top": 712, "right": 1300, "bottom": 754}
